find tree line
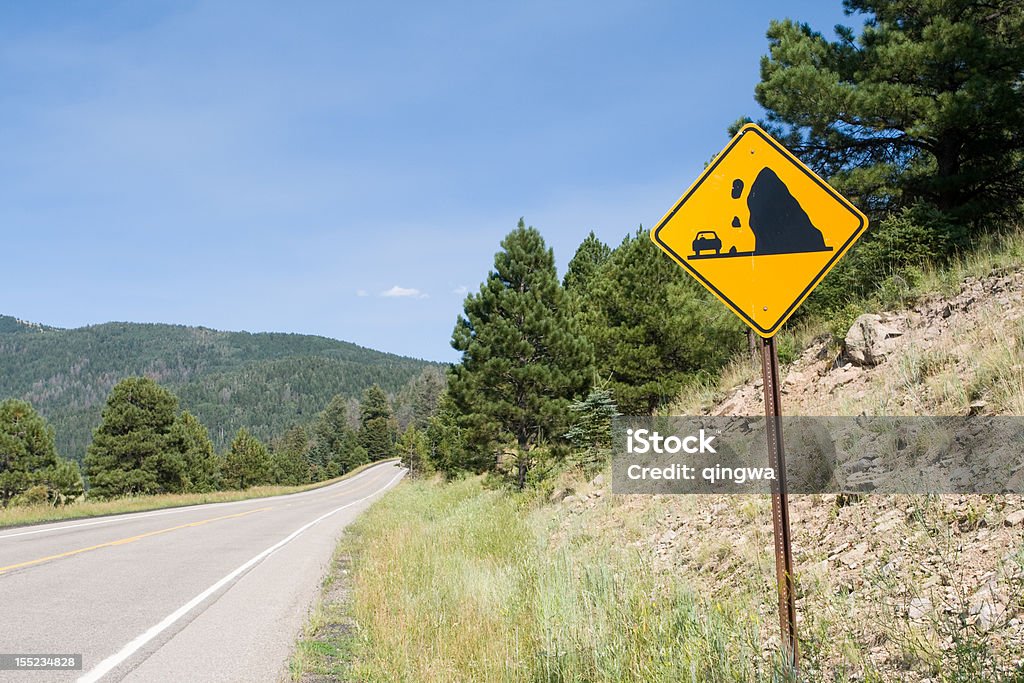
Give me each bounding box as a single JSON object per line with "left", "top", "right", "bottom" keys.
{"left": 0, "top": 365, "right": 446, "bottom": 506}
{"left": 0, "top": 320, "right": 434, "bottom": 462}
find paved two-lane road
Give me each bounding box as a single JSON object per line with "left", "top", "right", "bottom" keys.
{"left": 0, "top": 461, "right": 405, "bottom": 682}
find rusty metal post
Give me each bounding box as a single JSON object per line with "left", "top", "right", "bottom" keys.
{"left": 761, "top": 335, "right": 798, "bottom": 673}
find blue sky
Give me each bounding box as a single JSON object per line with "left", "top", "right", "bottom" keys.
{"left": 0, "top": 1, "right": 855, "bottom": 362}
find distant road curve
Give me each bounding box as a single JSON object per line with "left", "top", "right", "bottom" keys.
{"left": 0, "top": 461, "right": 406, "bottom": 682}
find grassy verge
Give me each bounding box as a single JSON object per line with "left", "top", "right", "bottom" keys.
{"left": 296, "top": 477, "right": 1024, "bottom": 683}
{"left": 0, "top": 458, "right": 397, "bottom": 530}
{"left": 291, "top": 476, "right": 792, "bottom": 683}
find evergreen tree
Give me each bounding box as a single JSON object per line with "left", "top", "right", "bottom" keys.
{"left": 359, "top": 385, "right": 396, "bottom": 461}
{"left": 305, "top": 441, "right": 331, "bottom": 482}
{"left": 394, "top": 366, "right": 447, "bottom": 431}
{"left": 563, "top": 231, "right": 612, "bottom": 294}
{"left": 742, "top": 1, "right": 1024, "bottom": 228}
{"left": 425, "top": 393, "right": 465, "bottom": 476}
{"left": 449, "top": 220, "right": 593, "bottom": 484}
{"left": 564, "top": 388, "right": 620, "bottom": 471}
{"left": 396, "top": 425, "right": 430, "bottom": 477}
{"left": 316, "top": 395, "right": 368, "bottom": 475}
{"left": 315, "top": 395, "right": 350, "bottom": 454}
{"left": 167, "top": 411, "right": 221, "bottom": 493}
{"left": 0, "top": 399, "right": 80, "bottom": 505}
{"left": 335, "top": 429, "right": 368, "bottom": 475}
{"left": 222, "top": 428, "right": 273, "bottom": 489}
{"left": 586, "top": 230, "right": 743, "bottom": 414}
{"left": 84, "top": 377, "right": 182, "bottom": 498}
{"left": 274, "top": 425, "right": 311, "bottom": 484}
{"left": 42, "top": 459, "right": 84, "bottom": 505}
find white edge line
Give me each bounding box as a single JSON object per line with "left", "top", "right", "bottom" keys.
{"left": 76, "top": 466, "right": 406, "bottom": 683}
{"left": 0, "top": 460, "right": 398, "bottom": 540}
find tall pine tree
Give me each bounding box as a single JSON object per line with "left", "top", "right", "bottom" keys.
{"left": 0, "top": 399, "right": 81, "bottom": 505}
{"left": 449, "top": 219, "right": 593, "bottom": 484}
{"left": 742, "top": 0, "right": 1024, "bottom": 228}
{"left": 563, "top": 231, "right": 612, "bottom": 294}
{"left": 168, "top": 411, "right": 221, "bottom": 493}
{"left": 222, "top": 428, "right": 273, "bottom": 489}
{"left": 359, "top": 385, "right": 396, "bottom": 461}
{"left": 585, "top": 230, "right": 742, "bottom": 415}
{"left": 84, "top": 377, "right": 182, "bottom": 498}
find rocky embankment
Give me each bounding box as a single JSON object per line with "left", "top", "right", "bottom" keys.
{"left": 553, "top": 267, "right": 1024, "bottom": 679}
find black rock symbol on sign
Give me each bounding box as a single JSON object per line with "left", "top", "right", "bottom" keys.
{"left": 689, "top": 167, "right": 832, "bottom": 260}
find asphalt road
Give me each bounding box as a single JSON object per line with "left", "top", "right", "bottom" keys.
{"left": 0, "top": 461, "right": 405, "bottom": 682}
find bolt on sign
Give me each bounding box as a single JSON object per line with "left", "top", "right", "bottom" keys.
{"left": 650, "top": 123, "right": 868, "bottom": 337}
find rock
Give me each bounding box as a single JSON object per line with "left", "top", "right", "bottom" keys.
{"left": 783, "top": 419, "right": 836, "bottom": 492}
{"left": 785, "top": 370, "right": 806, "bottom": 386}
{"left": 970, "top": 596, "right": 1004, "bottom": 633}
{"left": 967, "top": 400, "right": 988, "bottom": 416}
{"left": 548, "top": 488, "right": 572, "bottom": 503}
{"left": 848, "top": 457, "right": 874, "bottom": 474}
{"left": 840, "top": 542, "right": 869, "bottom": 569}
{"left": 908, "top": 597, "right": 931, "bottom": 620}
{"left": 562, "top": 495, "right": 578, "bottom": 505}
{"left": 1004, "top": 510, "right": 1024, "bottom": 527}
{"left": 844, "top": 313, "right": 907, "bottom": 366}
{"left": 590, "top": 474, "right": 606, "bottom": 488}
{"left": 713, "top": 393, "right": 746, "bottom": 416}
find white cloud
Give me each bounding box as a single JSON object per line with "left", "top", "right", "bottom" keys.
{"left": 380, "top": 285, "right": 428, "bottom": 299}
{"left": 452, "top": 285, "right": 469, "bottom": 295}
{"left": 356, "top": 289, "right": 368, "bottom": 297}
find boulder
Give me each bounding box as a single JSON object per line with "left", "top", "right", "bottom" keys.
{"left": 843, "top": 314, "right": 907, "bottom": 366}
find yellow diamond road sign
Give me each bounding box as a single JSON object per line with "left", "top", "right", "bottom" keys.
{"left": 651, "top": 123, "right": 868, "bottom": 337}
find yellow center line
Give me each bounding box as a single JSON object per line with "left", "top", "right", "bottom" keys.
{"left": 0, "top": 506, "right": 273, "bottom": 575}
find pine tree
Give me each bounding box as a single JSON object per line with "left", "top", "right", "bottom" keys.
{"left": 396, "top": 425, "right": 430, "bottom": 477}
{"left": 42, "top": 459, "right": 84, "bottom": 505}
{"left": 563, "top": 231, "right": 612, "bottom": 294}
{"left": 167, "top": 411, "right": 221, "bottom": 492}
{"left": 449, "top": 219, "right": 593, "bottom": 484}
{"left": 336, "top": 429, "right": 368, "bottom": 475}
{"left": 84, "top": 377, "right": 182, "bottom": 498}
{"left": 394, "top": 366, "right": 447, "bottom": 431}
{"left": 222, "top": 428, "right": 273, "bottom": 489}
{"left": 0, "top": 399, "right": 79, "bottom": 505}
{"left": 359, "top": 385, "right": 396, "bottom": 461}
{"left": 743, "top": 1, "right": 1024, "bottom": 229}
{"left": 585, "top": 230, "right": 743, "bottom": 415}
{"left": 564, "top": 387, "right": 620, "bottom": 471}
{"left": 316, "top": 395, "right": 368, "bottom": 475}
{"left": 425, "top": 393, "right": 465, "bottom": 476}
{"left": 274, "top": 425, "right": 311, "bottom": 485}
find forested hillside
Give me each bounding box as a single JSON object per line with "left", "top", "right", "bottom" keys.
{"left": 0, "top": 315, "right": 435, "bottom": 460}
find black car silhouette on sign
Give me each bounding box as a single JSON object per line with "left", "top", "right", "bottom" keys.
{"left": 691, "top": 230, "right": 722, "bottom": 256}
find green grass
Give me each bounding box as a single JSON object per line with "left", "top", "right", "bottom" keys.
{"left": 0, "top": 458, "right": 397, "bottom": 529}
{"left": 292, "top": 477, "right": 798, "bottom": 683}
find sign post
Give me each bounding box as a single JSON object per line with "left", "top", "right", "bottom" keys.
{"left": 650, "top": 123, "right": 868, "bottom": 672}
{"left": 761, "top": 334, "right": 797, "bottom": 670}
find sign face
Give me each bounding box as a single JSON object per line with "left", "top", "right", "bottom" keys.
{"left": 651, "top": 123, "right": 868, "bottom": 337}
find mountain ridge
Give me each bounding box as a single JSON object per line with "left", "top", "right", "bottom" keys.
{"left": 0, "top": 314, "right": 439, "bottom": 461}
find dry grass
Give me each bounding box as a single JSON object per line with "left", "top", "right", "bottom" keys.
{"left": 292, "top": 477, "right": 797, "bottom": 683}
